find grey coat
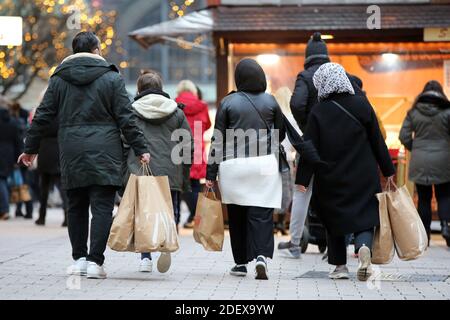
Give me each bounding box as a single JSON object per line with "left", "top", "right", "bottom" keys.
{"left": 123, "top": 90, "right": 193, "bottom": 192}
{"left": 399, "top": 91, "right": 450, "bottom": 185}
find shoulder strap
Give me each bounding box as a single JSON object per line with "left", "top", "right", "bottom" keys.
{"left": 331, "top": 100, "right": 365, "bottom": 130}
{"left": 239, "top": 92, "right": 271, "bottom": 132}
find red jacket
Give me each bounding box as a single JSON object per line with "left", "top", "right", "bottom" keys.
{"left": 176, "top": 92, "right": 211, "bottom": 180}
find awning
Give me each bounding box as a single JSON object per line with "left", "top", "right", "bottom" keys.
{"left": 129, "top": 9, "right": 214, "bottom": 51}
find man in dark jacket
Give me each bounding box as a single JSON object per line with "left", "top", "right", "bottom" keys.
{"left": 18, "top": 32, "right": 150, "bottom": 279}
{"left": 0, "top": 102, "right": 22, "bottom": 220}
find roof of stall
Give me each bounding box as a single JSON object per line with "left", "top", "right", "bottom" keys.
{"left": 129, "top": 4, "right": 450, "bottom": 48}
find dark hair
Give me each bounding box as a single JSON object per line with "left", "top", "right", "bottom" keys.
{"left": 137, "top": 69, "right": 163, "bottom": 92}
{"left": 422, "top": 80, "right": 444, "bottom": 95}
{"left": 72, "top": 31, "right": 100, "bottom": 54}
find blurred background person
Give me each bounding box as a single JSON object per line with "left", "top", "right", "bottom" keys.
{"left": 0, "top": 96, "right": 22, "bottom": 221}
{"left": 9, "top": 102, "right": 34, "bottom": 219}
{"left": 273, "top": 87, "right": 300, "bottom": 236}
{"left": 399, "top": 80, "right": 450, "bottom": 247}
{"left": 176, "top": 80, "right": 211, "bottom": 229}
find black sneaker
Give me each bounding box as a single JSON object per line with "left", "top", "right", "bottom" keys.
{"left": 255, "top": 256, "right": 268, "bottom": 280}
{"left": 230, "top": 265, "right": 247, "bottom": 277}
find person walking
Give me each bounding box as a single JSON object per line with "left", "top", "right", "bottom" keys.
{"left": 124, "top": 70, "right": 193, "bottom": 273}
{"left": 10, "top": 102, "right": 34, "bottom": 219}
{"left": 206, "top": 58, "right": 285, "bottom": 280}
{"left": 279, "top": 32, "right": 364, "bottom": 258}
{"left": 296, "top": 63, "right": 395, "bottom": 281}
{"left": 399, "top": 80, "right": 450, "bottom": 247}
{"left": 34, "top": 119, "right": 68, "bottom": 227}
{"left": 0, "top": 99, "right": 22, "bottom": 221}
{"left": 18, "top": 31, "right": 150, "bottom": 279}
{"left": 175, "top": 80, "right": 211, "bottom": 229}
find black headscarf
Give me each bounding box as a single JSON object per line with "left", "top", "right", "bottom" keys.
{"left": 235, "top": 58, "right": 267, "bottom": 93}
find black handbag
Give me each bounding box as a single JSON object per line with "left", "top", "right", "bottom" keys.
{"left": 240, "top": 92, "right": 290, "bottom": 173}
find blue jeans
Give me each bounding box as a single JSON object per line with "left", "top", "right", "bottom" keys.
{"left": 0, "top": 177, "right": 9, "bottom": 213}
{"left": 141, "top": 190, "right": 180, "bottom": 260}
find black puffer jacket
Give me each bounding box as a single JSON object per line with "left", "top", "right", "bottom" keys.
{"left": 24, "top": 53, "right": 148, "bottom": 189}
{"left": 206, "top": 59, "right": 285, "bottom": 181}
{"left": 0, "top": 108, "right": 22, "bottom": 178}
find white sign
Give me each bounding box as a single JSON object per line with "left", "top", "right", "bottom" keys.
{"left": 0, "top": 16, "right": 23, "bottom": 46}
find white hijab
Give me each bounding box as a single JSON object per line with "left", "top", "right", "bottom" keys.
{"left": 313, "top": 62, "right": 355, "bottom": 101}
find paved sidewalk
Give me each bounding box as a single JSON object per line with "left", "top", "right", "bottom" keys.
{"left": 0, "top": 208, "right": 449, "bottom": 300}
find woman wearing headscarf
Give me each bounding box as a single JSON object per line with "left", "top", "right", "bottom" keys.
{"left": 399, "top": 81, "right": 450, "bottom": 247}
{"left": 296, "top": 63, "right": 395, "bottom": 281}
{"left": 206, "top": 59, "right": 285, "bottom": 280}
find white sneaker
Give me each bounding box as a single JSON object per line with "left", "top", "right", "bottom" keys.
{"left": 157, "top": 252, "right": 171, "bottom": 273}
{"left": 86, "top": 262, "right": 107, "bottom": 279}
{"left": 357, "top": 245, "right": 372, "bottom": 281}
{"left": 329, "top": 265, "right": 349, "bottom": 279}
{"left": 67, "top": 257, "right": 88, "bottom": 276}
{"left": 139, "top": 258, "right": 153, "bottom": 273}
{"left": 255, "top": 256, "right": 268, "bottom": 280}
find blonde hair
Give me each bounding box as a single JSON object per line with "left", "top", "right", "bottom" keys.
{"left": 177, "top": 79, "right": 198, "bottom": 96}
{"left": 274, "top": 87, "right": 292, "bottom": 115}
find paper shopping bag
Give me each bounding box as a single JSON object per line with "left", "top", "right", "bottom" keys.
{"left": 108, "top": 174, "right": 137, "bottom": 252}
{"left": 193, "top": 190, "right": 224, "bottom": 251}
{"left": 386, "top": 184, "right": 427, "bottom": 261}
{"left": 372, "top": 192, "right": 395, "bottom": 264}
{"left": 134, "top": 174, "right": 179, "bottom": 253}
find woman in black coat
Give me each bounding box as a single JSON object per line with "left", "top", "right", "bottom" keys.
{"left": 296, "top": 63, "right": 395, "bottom": 281}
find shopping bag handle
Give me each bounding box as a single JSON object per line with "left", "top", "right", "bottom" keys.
{"left": 204, "top": 187, "right": 217, "bottom": 200}
{"left": 385, "top": 176, "right": 397, "bottom": 192}
{"left": 140, "top": 164, "right": 153, "bottom": 176}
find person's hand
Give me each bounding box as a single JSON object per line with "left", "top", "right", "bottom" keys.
{"left": 17, "top": 153, "right": 37, "bottom": 167}
{"left": 139, "top": 153, "right": 151, "bottom": 164}
{"left": 205, "top": 180, "right": 215, "bottom": 189}
{"left": 297, "top": 185, "right": 307, "bottom": 193}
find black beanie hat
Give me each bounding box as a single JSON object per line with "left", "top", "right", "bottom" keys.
{"left": 305, "top": 32, "right": 329, "bottom": 65}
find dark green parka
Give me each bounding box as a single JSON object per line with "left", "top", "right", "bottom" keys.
{"left": 24, "top": 53, "right": 148, "bottom": 190}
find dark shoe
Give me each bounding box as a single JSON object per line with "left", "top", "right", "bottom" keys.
{"left": 24, "top": 213, "right": 33, "bottom": 220}
{"left": 230, "top": 265, "right": 247, "bottom": 277}
{"left": 183, "top": 221, "right": 194, "bottom": 229}
{"left": 255, "top": 256, "right": 268, "bottom": 280}
{"left": 62, "top": 220, "right": 68, "bottom": 227}
{"left": 0, "top": 213, "right": 10, "bottom": 221}
{"left": 35, "top": 218, "right": 45, "bottom": 226}
{"left": 441, "top": 221, "right": 450, "bottom": 247}
{"left": 15, "top": 211, "right": 24, "bottom": 218}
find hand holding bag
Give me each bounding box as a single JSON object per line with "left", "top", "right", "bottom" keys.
{"left": 193, "top": 188, "right": 225, "bottom": 251}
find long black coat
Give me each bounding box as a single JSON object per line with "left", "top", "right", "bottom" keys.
{"left": 37, "top": 121, "right": 60, "bottom": 175}
{"left": 24, "top": 55, "right": 148, "bottom": 189}
{"left": 297, "top": 93, "right": 395, "bottom": 236}
{"left": 0, "top": 109, "right": 22, "bottom": 178}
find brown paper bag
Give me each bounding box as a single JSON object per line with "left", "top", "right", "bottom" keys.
{"left": 107, "top": 174, "right": 137, "bottom": 252}
{"left": 386, "top": 184, "right": 428, "bottom": 261}
{"left": 19, "top": 185, "right": 32, "bottom": 202}
{"left": 9, "top": 186, "right": 20, "bottom": 204}
{"left": 134, "top": 174, "right": 179, "bottom": 253}
{"left": 372, "top": 192, "right": 395, "bottom": 264}
{"left": 193, "top": 191, "right": 224, "bottom": 251}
